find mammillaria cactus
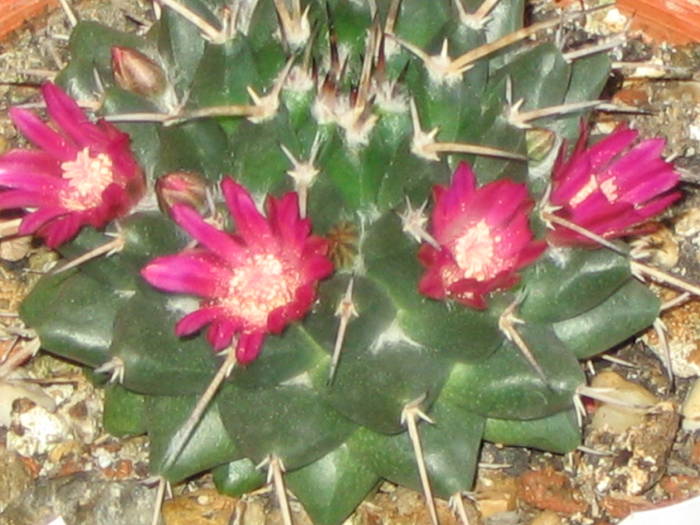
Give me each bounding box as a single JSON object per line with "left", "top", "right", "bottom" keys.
{"left": 1, "top": 0, "right": 691, "bottom": 523}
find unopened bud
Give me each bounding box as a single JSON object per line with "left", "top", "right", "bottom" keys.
{"left": 525, "top": 127, "right": 556, "bottom": 162}
{"left": 111, "top": 46, "right": 166, "bottom": 97}
{"left": 156, "top": 172, "right": 208, "bottom": 216}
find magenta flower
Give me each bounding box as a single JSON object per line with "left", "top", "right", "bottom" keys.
{"left": 547, "top": 124, "right": 681, "bottom": 245}
{"left": 0, "top": 83, "right": 145, "bottom": 248}
{"left": 418, "top": 163, "right": 545, "bottom": 309}
{"left": 141, "top": 178, "right": 334, "bottom": 364}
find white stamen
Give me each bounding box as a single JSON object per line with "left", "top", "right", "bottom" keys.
{"left": 452, "top": 220, "right": 497, "bottom": 282}
{"left": 60, "top": 149, "right": 115, "bottom": 211}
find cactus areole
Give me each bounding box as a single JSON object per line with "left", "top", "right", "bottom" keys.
{"left": 6, "top": 1, "right": 681, "bottom": 523}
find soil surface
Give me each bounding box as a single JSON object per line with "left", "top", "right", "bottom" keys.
{"left": 1, "top": 1, "right": 700, "bottom": 524}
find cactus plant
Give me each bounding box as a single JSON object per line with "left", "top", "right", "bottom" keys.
{"left": 1, "top": 0, "right": 685, "bottom": 523}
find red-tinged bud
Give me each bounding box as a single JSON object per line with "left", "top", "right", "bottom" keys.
{"left": 111, "top": 46, "right": 166, "bottom": 97}
{"left": 156, "top": 171, "right": 208, "bottom": 216}
{"left": 547, "top": 123, "right": 681, "bottom": 246}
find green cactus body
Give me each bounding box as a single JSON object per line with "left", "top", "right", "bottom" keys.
{"left": 17, "top": 1, "right": 665, "bottom": 523}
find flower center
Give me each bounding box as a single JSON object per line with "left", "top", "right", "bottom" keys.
{"left": 224, "top": 252, "right": 299, "bottom": 328}
{"left": 60, "top": 148, "right": 115, "bottom": 210}
{"left": 448, "top": 220, "right": 499, "bottom": 282}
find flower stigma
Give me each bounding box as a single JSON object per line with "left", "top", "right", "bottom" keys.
{"left": 225, "top": 252, "right": 300, "bottom": 327}
{"left": 60, "top": 148, "right": 115, "bottom": 210}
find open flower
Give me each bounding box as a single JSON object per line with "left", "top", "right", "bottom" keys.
{"left": 0, "top": 83, "right": 144, "bottom": 248}
{"left": 418, "top": 162, "right": 545, "bottom": 309}
{"left": 141, "top": 178, "right": 334, "bottom": 364}
{"left": 547, "top": 124, "right": 681, "bottom": 245}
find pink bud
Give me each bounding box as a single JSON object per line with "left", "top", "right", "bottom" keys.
{"left": 156, "top": 171, "right": 208, "bottom": 216}
{"left": 111, "top": 46, "right": 166, "bottom": 97}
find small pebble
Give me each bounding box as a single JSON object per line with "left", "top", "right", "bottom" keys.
{"left": 529, "top": 509, "right": 562, "bottom": 525}
{"left": 590, "top": 371, "right": 658, "bottom": 433}
{"left": 682, "top": 377, "right": 700, "bottom": 431}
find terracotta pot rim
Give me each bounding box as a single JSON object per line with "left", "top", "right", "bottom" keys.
{"left": 617, "top": 0, "right": 700, "bottom": 45}
{"left": 0, "top": 0, "right": 59, "bottom": 42}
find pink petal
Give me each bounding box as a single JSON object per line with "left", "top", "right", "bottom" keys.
{"left": 266, "top": 284, "right": 316, "bottom": 334}
{"left": 576, "top": 203, "right": 637, "bottom": 235}
{"left": 41, "top": 213, "right": 82, "bottom": 248}
{"left": 515, "top": 240, "right": 547, "bottom": 269}
{"left": 266, "top": 308, "right": 288, "bottom": 334}
{"left": 550, "top": 159, "right": 593, "bottom": 206}
{"left": 206, "top": 319, "right": 238, "bottom": 351}
{"left": 175, "top": 306, "right": 225, "bottom": 336}
{"left": 417, "top": 244, "right": 440, "bottom": 267}
{"left": 0, "top": 170, "right": 64, "bottom": 192}
{"left": 92, "top": 184, "right": 131, "bottom": 226}
{"left": 0, "top": 149, "right": 61, "bottom": 177}
{"left": 41, "top": 83, "right": 106, "bottom": 149}
{"left": 8, "top": 108, "right": 76, "bottom": 161}
{"left": 141, "top": 253, "right": 225, "bottom": 297}
{"left": 599, "top": 146, "right": 668, "bottom": 197}
{"left": 586, "top": 126, "right": 638, "bottom": 171}
{"left": 79, "top": 184, "right": 120, "bottom": 230}
{"left": 495, "top": 216, "right": 536, "bottom": 258}
{"left": 98, "top": 120, "right": 142, "bottom": 184}
{"left": 0, "top": 190, "right": 46, "bottom": 210}
{"left": 437, "top": 163, "right": 476, "bottom": 223}
{"left": 171, "top": 204, "right": 246, "bottom": 264}
{"left": 569, "top": 191, "right": 621, "bottom": 224}
{"left": 267, "top": 192, "right": 308, "bottom": 249}
{"left": 302, "top": 254, "right": 334, "bottom": 283}
{"left": 221, "top": 178, "right": 273, "bottom": 245}
{"left": 618, "top": 166, "right": 679, "bottom": 204}
{"left": 432, "top": 163, "right": 476, "bottom": 236}
{"left": 418, "top": 266, "right": 447, "bottom": 300}
{"left": 19, "top": 207, "right": 67, "bottom": 235}
{"left": 474, "top": 180, "right": 530, "bottom": 227}
{"left": 235, "top": 332, "right": 266, "bottom": 364}
{"left": 302, "top": 235, "right": 330, "bottom": 257}
{"left": 448, "top": 278, "right": 488, "bottom": 309}
{"left": 285, "top": 283, "right": 317, "bottom": 323}
{"left": 452, "top": 162, "right": 477, "bottom": 195}
{"left": 633, "top": 191, "right": 682, "bottom": 222}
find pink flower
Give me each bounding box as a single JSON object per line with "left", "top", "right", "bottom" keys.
{"left": 0, "top": 83, "right": 145, "bottom": 248}
{"left": 141, "top": 178, "right": 334, "bottom": 364}
{"left": 418, "top": 163, "right": 545, "bottom": 309}
{"left": 547, "top": 124, "right": 681, "bottom": 245}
